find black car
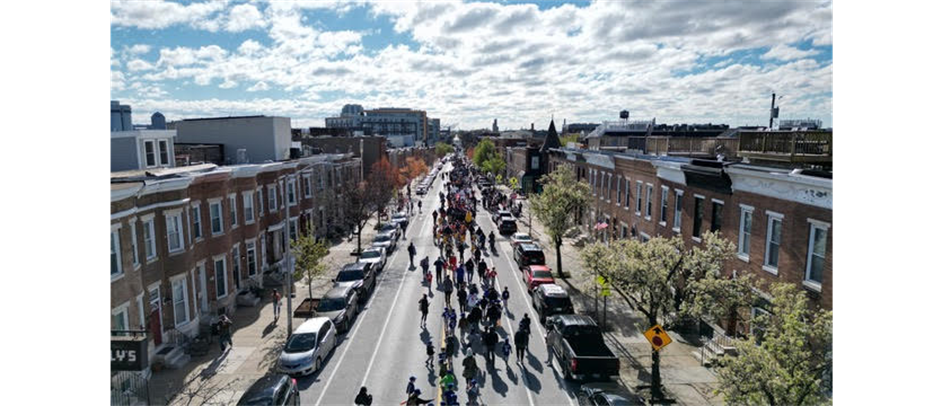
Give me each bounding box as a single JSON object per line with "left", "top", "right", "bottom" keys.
{"left": 514, "top": 243, "right": 546, "bottom": 268}
{"left": 333, "top": 262, "right": 376, "bottom": 302}
{"left": 532, "top": 284, "right": 575, "bottom": 323}
{"left": 499, "top": 218, "right": 518, "bottom": 235}
{"left": 578, "top": 382, "right": 645, "bottom": 406}
{"left": 237, "top": 374, "right": 300, "bottom": 406}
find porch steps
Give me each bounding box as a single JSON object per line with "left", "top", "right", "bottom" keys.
{"left": 154, "top": 345, "right": 191, "bottom": 370}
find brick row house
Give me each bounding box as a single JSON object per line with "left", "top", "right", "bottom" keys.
{"left": 110, "top": 153, "right": 361, "bottom": 374}
{"left": 546, "top": 147, "right": 832, "bottom": 336}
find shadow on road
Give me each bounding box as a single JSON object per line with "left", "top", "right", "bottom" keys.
{"left": 521, "top": 364, "right": 543, "bottom": 394}
{"left": 485, "top": 361, "right": 509, "bottom": 397}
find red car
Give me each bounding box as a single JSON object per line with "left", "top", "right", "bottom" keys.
{"left": 523, "top": 265, "right": 555, "bottom": 292}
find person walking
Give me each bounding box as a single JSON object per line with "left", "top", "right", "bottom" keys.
{"left": 520, "top": 313, "right": 532, "bottom": 336}
{"left": 477, "top": 260, "right": 487, "bottom": 283}
{"left": 408, "top": 242, "right": 417, "bottom": 268}
{"left": 514, "top": 328, "right": 529, "bottom": 361}
{"left": 402, "top": 388, "right": 432, "bottom": 406}
{"left": 483, "top": 327, "right": 499, "bottom": 364}
{"left": 355, "top": 387, "right": 373, "bottom": 406}
{"left": 426, "top": 341, "right": 435, "bottom": 368}
{"left": 462, "top": 353, "right": 479, "bottom": 386}
{"left": 434, "top": 257, "right": 444, "bottom": 284}
{"left": 501, "top": 338, "right": 512, "bottom": 366}
{"left": 442, "top": 275, "right": 454, "bottom": 305}
{"left": 466, "top": 379, "right": 481, "bottom": 406}
{"left": 406, "top": 376, "right": 417, "bottom": 396}
{"left": 418, "top": 294, "right": 430, "bottom": 328}
{"left": 501, "top": 286, "right": 510, "bottom": 313}
{"left": 272, "top": 289, "right": 282, "bottom": 321}
{"left": 455, "top": 265, "right": 465, "bottom": 290}
{"left": 216, "top": 314, "right": 233, "bottom": 352}
{"left": 457, "top": 287, "right": 468, "bottom": 313}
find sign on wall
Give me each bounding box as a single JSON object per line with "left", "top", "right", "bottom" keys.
{"left": 111, "top": 336, "right": 148, "bottom": 371}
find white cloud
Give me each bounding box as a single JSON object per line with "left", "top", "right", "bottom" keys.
{"left": 226, "top": 4, "right": 266, "bottom": 32}
{"left": 219, "top": 78, "right": 238, "bottom": 89}
{"left": 247, "top": 81, "right": 270, "bottom": 92}
{"left": 111, "top": 70, "right": 126, "bottom": 91}
{"left": 127, "top": 59, "right": 154, "bottom": 72}
{"left": 238, "top": 39, "right": 263, "bottom": 55}
{"left": 761, "top": 44, "right": 821, "bottom": 61}
{"left": 127, "top": 44, "right": 151, "bottom": 55}
{"left": 111, "top": 0, "right": 227, "bottom": 30}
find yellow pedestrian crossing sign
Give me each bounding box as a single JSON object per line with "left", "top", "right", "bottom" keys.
{"left": 643, "top": 324, "right": 672, "bottom": 351}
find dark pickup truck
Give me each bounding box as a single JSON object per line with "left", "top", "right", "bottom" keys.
{"left": 545, "top": 314, "right": 620, "bottom": 381}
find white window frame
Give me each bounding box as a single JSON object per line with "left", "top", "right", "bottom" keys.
{"left": 738, "top": 204, "right": 755, "bottom": 262}
{"left": 142, "top": 214, "right": 157, "bottom": 262}
{"left": 624, "top": 178, "right": 631, "bottom": 211}
{"left": 659, "top": 186, "right": 669, "bottom": 226}
{"left": 804, "top": 219, "right": 830, "bottom": 291}
{"left": 710, "top": 198, "right": 725, "bottom": 233}
{"left": 635, "top": 181, "right": 643, "bottom": 216}
{"left": 243, "top": 192, "right": 255, "bottom": 224}
{"left": 164, "top": 209, "right": 185, "bottom": 255}
{"left": 136, "top": 294, "right": 146, "bottom": 330}
{"left": 763, "top": 211, "right": 785, "bottom": 275}
{"left": 143, "top": 140, "right": 156, "bottom": 168}
{"left": 208, "top": 199, "right": 224, "bottom": 235}
{"left": 750, "top": 307, "right": 771, "bottom": 336}
{"left": 289, "top": 217, "right": 299, "bottom": 241}
{"left": 129, "top": 219, "right": 140, "bottom": 269}
{"left": 268, "top": 185, "right": 277, "bottom": 213}
{"left": 278, "top": 181, "right": 284, "bottom": 208}
{"left": 606, "top": 173, "right": 612, "bottom": 202}
{"left": 673, "top": 189, "right": 683, "bottom": 233}
{"left": 190, "top": 203, "right": 203, "bottom": 242}
{"left": 692, "top": 195, "right": 705, "bottom": 243}
{"left": 616, "top": 176, "right": 622, "bottom": 206}
{"left": 318, "top": 171, "right": 325, "bottom": 191}
{"left": 246, "top": 239, "right": 257, "bottom": 276}
{"left": 303, "top": 173, "right": 313, "bottom": 198}
{"left": 170, "top": 274, "right": 190, "bottom": 327}
{"left": 158, "top": 139, "right": 170, "bottom": 166}
{"left": 111, "top": 224, "right": 123, "bottom": 281}
{"left": 256, "top": 187, "right": 264, "bottom": 216}
{"left": 644, "top": 183, "right": 653, "bottom": 220}
{"left": 287, "top": 177, "right": 297, "bottom": 206}
{"left": 214, "top": 256, "right": 229, "bottom": 299}
{"left": 228, "top": 194, "right": 238, "bottom": 229}
{"left": 639, "top": 232, "right": 650, "bottom": 243}
{"left": 112, "top": 301, "right": 131, "bottom": 331}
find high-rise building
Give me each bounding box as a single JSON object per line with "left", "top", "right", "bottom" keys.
{"left": 326, "top": 106, "right": 434, "bottom": 147}
{"left": 111, "top": 100, "right": 133, "bottom": 131}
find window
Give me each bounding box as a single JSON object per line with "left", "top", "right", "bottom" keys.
{"left": 260, "top": 234, "right": 267, "bottom": 267}
{"left": 165, "top": 212, "right": 184, "bottom": 253}
{"left": 624, "top": 178, "right": 631, "bottom": 210}
{"left": 232, "top": 245, "right": 241, "bottom": 286}
{"left": 111, "top": 227, "right": 123, "bottom": 278}
{"left": 172, "top": 277, "right": 189, "bottom": 326}
{"left": 805, "top": 220, "right": 829, "bottom": 289}
{"left": 635, "top": 181, "right": 643, "bottom": 215}
{"left": 278, "top": 182, "right": 284, "bottom": 208}
{"left": 228, "top": 194, "right": 238, "bottom": 228}
{"left": 645, "top": 184, "right": 653, "bottom": 219}
{"left": 764, "top": 212, "right": 784, "bottom": 273}
{"left": 268, "top": 186, "right": 277, "bottom": 213}
{"left": 531, "top": 156, "right": 539, "bottom": 170}
{"left": 191, "top": 205, "right": 202, "bottom": 240}
{"left": 243, "top": 192, "right": 255, "bottom": 224}
{"left": 143, "top": 218, "right": 156, "bottom": 260}
{"left": 318, "top": 171, "right": 325, "bottom": 191}
{"left": 214, "top": 257, "right": 228, "bottom": 298}
{"left": 750, "top": 307, "right": 771, "bottom": 337}
{"left": 607, "top": 173, "right": 613, "bottom": 201}
{"left": 738, "top": 205, "right": 754, "bottom": 260}
{"left": 246, "top": 241, "right": 257, "bottom": 276}
{"left": 673, "top": 190, "right": 683, "bottom": 232}
{"left": 289, "top": 218, "right": 299, "bottom": 241}
{"left": 693, "top": 196, "right": 704, "bottom": 239}
{"left": 257, "top": 188, "right": 264, "bottom": 216}
{"left": 287, "top": 178, "right": 296, "bottom": 206}
{"left": 303, "top": 174, "right": 312, "bottom": 198}
{"left": 144, "top": 140, "right": 156, "bottom": 167}
{"left": 710, "top": 200, "right": 724, "bottom": 232}
{"left": 210, "top": 201, "right": 224, "bottom": 235}
{"left": 129, "top": 222, "right": 139, "bottom": 267}
{"left": 158, "top": 140, "right": 169, "bottom": 165}
{"left": 659, "top": 187, "right": 669, "bottom": 225}
{"left": 112, "top": 304, "right": 130, "bottom": 332}
{"left": 137, "top": 294, "right": 146, "bottom": 330}
{"left": 616, "top": 176, "right": 622, "bottom": 206}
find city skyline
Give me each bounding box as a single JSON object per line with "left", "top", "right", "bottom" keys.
{"left": 111, "top": 0, "right": 833, "bottom": 130}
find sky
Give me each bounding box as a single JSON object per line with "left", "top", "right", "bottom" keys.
{"left": 110, "top": 0, "right": 833, "bottom": 130}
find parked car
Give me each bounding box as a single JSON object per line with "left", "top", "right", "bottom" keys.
{"left": 391, "top": 212, "right": 410, "bottom": 226}
{"left": 237, "top": 374, "right": 300, "bottom": 406}
{"left": 545, "top": 315, "right": 620, "bottom": 381}
{"left": 578, "top": 382, "right": 645, "bottom": 406}
{"left": 532, "top": 283, "right": 575, "bottom": 323}
{"left": 510, "top": 232, "right": 534, "bottom": 248}
{"left": 334, "top": 262, "right": 376, "bottom": 301}
{"left": 316, "top": 284, "right": 360, "bottom": 333}
{"left": 279, "top": 317, "right": 338, "bottom": 376}
{"left": 378, "top": 222, "right": 400, "bottom": 241}
{"left": 514, "top": 243, "right": 546, "bottom": 268}
{"left": 358, "top": 247, "right": 387, "bottom": 272}
{"left": 523, "top": 265, "right": 555, "bottom": 292}
{"left": 499, "top": 218, "right": 518, "bottom": 235}
{"left": 492, "top": 210, "right": 513, "bottom": 224}
{"left": 371, "top": 231, "right": 398, "bottom": 252}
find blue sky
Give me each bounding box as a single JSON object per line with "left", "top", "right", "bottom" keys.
{"left": 111, "top": 0, "right": 833, "bottom": 129}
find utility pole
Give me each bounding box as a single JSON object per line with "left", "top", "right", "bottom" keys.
{"left": 769, "top": 93, "right": 778, "bottom": 129}
{"left": 282, "top": 176, "right": 294, "bottom": 335}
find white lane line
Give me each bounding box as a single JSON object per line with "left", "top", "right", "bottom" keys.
{"left": 492, "top": 274, "right": 536, "bottom": 406}
{"left": 314, "top": 216, "right": 415, "bottom": 405}
{"left": 358, "top": 185, "right": 436, "bottom": 388}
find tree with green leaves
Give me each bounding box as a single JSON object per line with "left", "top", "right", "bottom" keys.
{"left": 472, "top": 138, "right": 497, "bottom": 167}
{"left": 715, "top": 283, "right": 833, "bottom": 406}
{"left": 530, "top": 163, "right": 590, "bottom": 278}
{"left": 435, "top": 141, "right": 454, "bottom": 157}
{"left": 343, "top": 181, "right": 380, "bottom": 254}
{"left": 291, "top": 235, "right": 330, "bottom": 302}
{"left": 559, "top": 133, "right": 580, "bottom": 147}
{"left": 482, "top": 155, "right": 506, "bottom": 176}
{"left": 579, "top": 231, "right": 742, "bottom": 401}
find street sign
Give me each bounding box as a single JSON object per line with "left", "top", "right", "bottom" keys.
{"left": 643, "top": 324, "right": 673, "bottom": 351}
{"left": 111, "top": 335, "right": 149, "bottom": 371}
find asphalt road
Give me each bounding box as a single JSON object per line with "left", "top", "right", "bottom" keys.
{"left": 298, "top": 162, "right": 580, "bottom": 405}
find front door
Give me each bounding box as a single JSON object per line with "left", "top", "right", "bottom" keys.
{"left": 197, "top": 265, "right": 209, "bottom": 314}
{"left": 148, "top": 286, "right": 163, "bottom": 345}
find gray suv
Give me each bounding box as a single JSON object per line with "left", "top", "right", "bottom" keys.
{"left": 316, "top": 284, "right": 359, "bottom": 333}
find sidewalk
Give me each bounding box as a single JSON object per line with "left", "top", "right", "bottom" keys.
{"left": 150, "top": 216, "right": 386, "bottom": 405}
{"left": 500, "top": 186, "right": 723, "bottom": 406}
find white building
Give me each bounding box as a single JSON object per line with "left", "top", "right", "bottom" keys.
{"left": 111, "top": 130, "right": 177, "bottom": 172}
{"left": 173, "top": 116, "right": 293, "bottom": 164}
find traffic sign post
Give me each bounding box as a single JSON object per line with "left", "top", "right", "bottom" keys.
{"left": 643, "top": 324, "right": 673, "bottom": 351}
